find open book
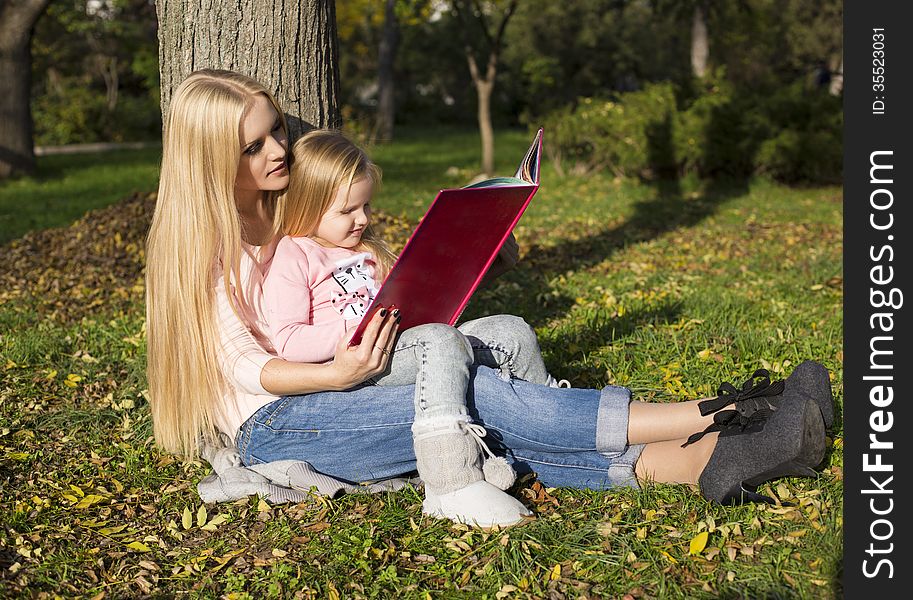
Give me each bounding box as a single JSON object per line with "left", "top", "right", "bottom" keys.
{"left": 349, "top": 128, "right": 543, "bottom": 346}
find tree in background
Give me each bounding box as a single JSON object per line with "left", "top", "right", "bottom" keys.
{"left": 375, "top": 0, "right": 399, "bottom": 141}
{"left": 0, "top": 0, "right": 51, "bottom": 178}
{"left": 650, "top": 0, "right": 731, "bottom": 80}
{"left": 156, "top": 0, "right": 341, "bottom": 137}
{"left": 336, "top": 0, "right": 434, "bottom": 141}
{"left": 502, "top": 0, "right": 689, "bottom": 121}
{"left": 452, "top": 0, "right": 518, "bottom": 177}
{"left": 690, "top": 2, "right": 709, "bottom": 78}
{"left": 31, "top": 0, "right": 160, "bottom": 146}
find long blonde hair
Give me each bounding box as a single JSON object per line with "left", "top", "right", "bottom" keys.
{"left": 146, "top": 69, "right": 287, "bottom": 457}
{"left": 281, "top": 129, "right": 397, "bottom": 277}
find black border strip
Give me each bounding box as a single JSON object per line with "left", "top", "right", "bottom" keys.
{"left": 843, "top": 1, "right": 912, "bottom": 595}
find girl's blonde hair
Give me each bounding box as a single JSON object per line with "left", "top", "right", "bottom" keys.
{"left": 146, "top": 69, "right": 287, "bottom": 457}
{"left": 281, "top": 130, "right": 397, "bottom": 278}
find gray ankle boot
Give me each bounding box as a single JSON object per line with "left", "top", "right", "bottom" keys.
{"left": 689, "top": 370, "right": 826, "bottom": 505}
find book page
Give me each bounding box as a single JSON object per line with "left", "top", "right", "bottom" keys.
{"left": 461, "top": 128, "right": 543, "bottom": 189}
{"left": 513, "top": 128, "right": 542, "bottom": 184}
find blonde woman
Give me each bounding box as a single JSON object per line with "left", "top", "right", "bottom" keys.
{"left": 146, "top": 69, "right": 833, "bottom": 529}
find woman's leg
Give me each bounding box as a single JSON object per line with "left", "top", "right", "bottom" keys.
{"left": 627, "top": 399, "right": 717, "bottom": 444}
{"left": 238, "top": 364, "right": 827, "bottom": 505}
{"left": 636, "top": 364, "right": 831, "bottom": 503}
{"left": 236, "top": 383, "right": 419, "bottom": 484}
{"left": 237, "top": 366, "right": 645, "bottom": 490}
{"left": 635, "top": 435, "right": 718, "bottom": 485}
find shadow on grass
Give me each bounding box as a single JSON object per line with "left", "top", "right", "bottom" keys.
{"left": 27, "top": 146, "right": 162, "bottom": 184}
{"left": 505, "top": 176, "right": 749, "bottom": 328}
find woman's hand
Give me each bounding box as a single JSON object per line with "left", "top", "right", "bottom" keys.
{"left": 329, "top": 308, "right": 400, "bottom": 389}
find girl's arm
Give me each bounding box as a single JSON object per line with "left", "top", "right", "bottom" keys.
{"left": 262, "top": 241, "right": 346, "bottom": 363}
{"left": 480, "top": 232, "right": 520, "bottom": 287}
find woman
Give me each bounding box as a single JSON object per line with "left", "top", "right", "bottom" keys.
{"left": 146, "top": 70, "right": 832, "bottom": 528}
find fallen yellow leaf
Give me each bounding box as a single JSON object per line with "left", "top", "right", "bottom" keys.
{"left": 126, "top": 541, "right": 151, "bottom": 552}
{"left": 689, "top": 531, "right": 709, "bottom": 555}
{"left": 75, "top": 494, "right": 105, "bottom": 509}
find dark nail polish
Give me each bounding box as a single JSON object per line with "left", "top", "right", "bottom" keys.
{"left": 392, "top": 309, "right": 400, "bottom": 317}
{"left": 379, "top": 309, "right": 388, "bottom": 317}
{"left": 395, "top": 315, "right": 402, "bottom": 323}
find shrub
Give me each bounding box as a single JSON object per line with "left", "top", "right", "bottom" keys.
{"left": 33, "top": 77, "right": 161, "bottom": 146}
{"left": 543, "top": 84, "right": 678, "bottom": 177}
{"left": 542, "top": 74, "right": 842, "bottom": 184}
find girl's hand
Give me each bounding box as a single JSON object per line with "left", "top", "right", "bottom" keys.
{"left": 480, "top": 232, "right": 519, "bottom": 287}
{"left": 329, "top": 308, "right": 399, "bottom": 388}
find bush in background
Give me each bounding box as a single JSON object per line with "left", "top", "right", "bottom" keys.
{"left": 543, "top": 72, "right": 842, "bottom": 184}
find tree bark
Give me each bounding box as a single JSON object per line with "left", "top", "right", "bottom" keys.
{"left": 690, "top": 3, "right": 709, "bottom": 79}
{"left": 156, "top": 0, "right": 341, "bottom": 139}
{"left": 375, "top": 0, "right": 399, "bottom": 142}
{"left": 0, "top": 0, "right": 52, "bottom": 179}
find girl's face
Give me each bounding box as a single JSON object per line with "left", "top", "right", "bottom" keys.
{"left": 235, "top": 94, "right": 289, "bottom": 195}
{"left": 312, "top": 178, "right": 373, "bottom": 249}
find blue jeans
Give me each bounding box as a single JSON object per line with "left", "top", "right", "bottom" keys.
{"left": 237, "top": 366, "right": 645, "bottom": 490}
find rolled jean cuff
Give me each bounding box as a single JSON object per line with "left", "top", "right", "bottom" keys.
{"left": 596, "top": 384, "right": 634, "bottom": 457}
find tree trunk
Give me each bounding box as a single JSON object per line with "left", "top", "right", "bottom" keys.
{"left": 829, "top": 54, "right": 844, "bottom": 96}
{"left": 690, "top": 3, "right": 709, "bottom": 79}
{"left": 0, "top": 0, "right": 52, "bottom": 179}
{"left": 156, "top": 0, "right": 341, "bottom": 139}
{"left": 465, "top": 50, "right": 501, "bottom": 178}
{"left": 475, "top": 76, "right": 494, "bottom": 177}
{"left": 455, "top": 0, "right": 517, "bottom": 178}
{"left": 375, "top": 0, "right": 399, "bottom": 142}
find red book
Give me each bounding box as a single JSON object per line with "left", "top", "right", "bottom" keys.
{"left": 349, "top": 128, "right": 543, "bottom": 346}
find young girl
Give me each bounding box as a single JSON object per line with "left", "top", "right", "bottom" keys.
{"left": 262, "top": 129, "right": 570, "bottom": 527}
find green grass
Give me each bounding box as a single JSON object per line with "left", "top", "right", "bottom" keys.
{"left": 0, "top": 127, "right": 843, "bottom": 598}
{"left": 0, "top": 146, "right": 162, "bottom": 245}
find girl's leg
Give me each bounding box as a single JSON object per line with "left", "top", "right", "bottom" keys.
{"left": 372, "top": 323, "right": 530, "bottom": 526}
{"left": 457, "top": 315, "right": 561, "bottom": 386}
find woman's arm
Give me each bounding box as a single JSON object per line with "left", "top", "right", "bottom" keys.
{"left": 259, "top": 309, "right": 400, "bottom": 394}
{"left": 216, "top": 269, "right": 398, "bottom": 396}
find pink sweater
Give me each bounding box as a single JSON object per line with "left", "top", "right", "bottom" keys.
{"left": 213, "top": 241, "right": 280, "bottom": 437}
{"left": 262, "top": 236, "right": 379, "bottom": 364}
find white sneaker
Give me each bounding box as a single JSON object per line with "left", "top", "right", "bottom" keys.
{"left": 423, "top": 480, "right": 532, "bottom": 528}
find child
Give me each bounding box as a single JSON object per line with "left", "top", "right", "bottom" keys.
{"left": 262, "top": 130, "right": 569, "bottom": 528}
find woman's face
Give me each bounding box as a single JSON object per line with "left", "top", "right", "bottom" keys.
{"left": 236, "top": 94, "right": 289, "bottom": 194}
